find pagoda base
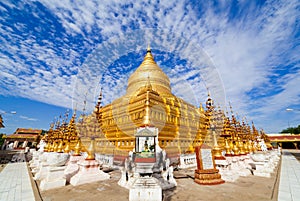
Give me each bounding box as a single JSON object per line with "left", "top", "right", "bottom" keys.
{"left": 194, "top": 169, "right": 225, "bottom": 185}
{"left": 70, "top": 159, "right": 110, "bottom": 186}
{"left": 64, "top": 155, "right": 84, "bottom": 183}
{"left": 39, "top": 166, "right": 66, "bottom": 191}
{"left": 34, "top": 163, "right": 48, "bottom": 180}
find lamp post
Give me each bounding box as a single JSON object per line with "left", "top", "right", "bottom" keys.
{"left": 286, "top": 108, "right": 300, "bottom": 112}
{"left": 286, "top": 108, "right": 300, "bottom": 132}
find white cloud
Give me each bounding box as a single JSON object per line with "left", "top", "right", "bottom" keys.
{"left": 19, "top": 115, "right": 38, "bottom": 121}
{"left": 0, "top": 0, "right": 299, "bottom": 133}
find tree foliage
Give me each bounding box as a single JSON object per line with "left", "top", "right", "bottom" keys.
{"left": 0, "top": 133, "right": 5, "bottom": 147}
{"left": 0, "top": 114, "right": 4, "bottom": 128}
{"left": 281, "top": 125, "right": 300, "bottom": 134}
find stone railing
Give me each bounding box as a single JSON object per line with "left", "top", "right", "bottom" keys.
{"left": 95, "top": 153, "right": 114, "bottom": 168}
{"left": 178, "top": 153, "right": 197, "bottom": 169}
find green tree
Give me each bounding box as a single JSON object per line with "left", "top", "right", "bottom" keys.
{"left": 281, "top": 125, "right": 300, "bottom": 134}
{"left": 0, "top": 133, "right": 5, "bottom": 147}
{"left": 0, "top": 114, "right": 4, "bottom": 128}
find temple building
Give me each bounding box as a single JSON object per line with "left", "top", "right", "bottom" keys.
{"left": 3, "top": 128, "right": 44, "bottom": 150}
{"left": 44, "top": 47, "right": 268, "bottom": 166}
{"left": 79, "top": 47, "right": 208, "bottom": 162}
{"left": 267, "top": 133, "right": 300, "bottom": 149}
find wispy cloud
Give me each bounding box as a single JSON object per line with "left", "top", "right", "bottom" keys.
{"left": 0, "top": 0, "right": 299, "bottom": 133}
{"left": 19, "top": 115, "right": 38, "bottom": 121}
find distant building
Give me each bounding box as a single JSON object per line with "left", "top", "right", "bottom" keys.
{"left": 2, "top": 128, "right": 44, "bottom": 150}
{"left": 267, "top": 133, "right": 300, "bottom": 149}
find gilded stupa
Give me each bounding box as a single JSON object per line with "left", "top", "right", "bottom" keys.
{"left": 45, "top": 46, "right": 269, "bottom": 160}
{"left": 80, "top": 47, "right": 208, "bottom": 157}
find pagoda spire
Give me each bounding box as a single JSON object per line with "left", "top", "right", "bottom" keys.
{"left": 97, "top": 87, "right": 103, "bottom": 107}
{"left": 143, "top": 82, "right": 152, "bottom": 126}
{"left": 147, "top": 43, "right": 151, "bottom": 52}
{"left": 64, "top": 109, "right": 69, "bottom": 124}
{"left": 205, "top": 90, "right": 214, "bottom": 111}
{"left": 94, "top": 88, "right": 103, "bottom": 124}
{"left": 199, "top": 103, "right": 204, "bottom": 112}
{"left": 95, "top": 87, "right": 103, "bottom": 112}
{"left": 142, "top": 45, "right": 156, "bottom": 65}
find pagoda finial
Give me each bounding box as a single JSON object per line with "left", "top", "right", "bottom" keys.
{"left": 50, "top": 122, "right": 54, "bottom": 129}
{"left": 229, "top": 101, "right": 233, "bottom": 114}
{"left": 82, "top": 91, "right": 88, "bottom": 116}
{"left": 147, "top": 43, "right": 151, "bottom": 52}
{"left": 199, "top": 103, "right": 204, "bottom": 112}
{"left": 73, "top": 108, "right": 77, "bottom": 118}
{"left": 206, "top": 90, "right": 214, "bottom": 110}
{"left": 73, "top": 103, "right": 77, "bottom": 117}
{"left": 94, "top": 87, "right": 103, "bottom": 115}
{"left": 97, "top": 87, "right": 103, "bottom": 107}
{"left": 62, "top": 110, "right": 69, "bottom": 125}
{"left": 142, "top": 44, "right": 156, "bottom": 65}
{"left": 225, "top": 108, "right": 229, "bottom": 116}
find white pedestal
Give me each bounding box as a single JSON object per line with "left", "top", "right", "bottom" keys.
{"left": 39, "top": 166, "right": 66, "bottom": 191}
{"left": 161, "top": 166, "right": 177, "bottom": 187}
{"left": 64, "top": 155, "right": 84, "bottom": 183}
{"left": 118, "top": 167, "right": 132, "bottom": 189}
{"left": 34, "top": 163, "right": 49, "bottom": 180}
{"left": 70, "top": 159, "right": 110, "bottom": 186}
{"left": 129, "top": 177, "right": 162, "bottom": 201}
{"left": 225, "top": 156, "right": 252, "bottom": 177}
{"left": 215, "top": 159, "right": 239, "bottom": 182}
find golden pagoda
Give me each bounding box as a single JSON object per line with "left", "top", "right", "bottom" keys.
{"left": 45, "top": 46, "right": 269, "bottom": 163}
{"left": 79, "top": 47, "right": 207, "bottom": 158}
{"left": 64, "top": 112, "right": 80, "bottom": 150}
{"left": 43, "top": 111, "right": 81, "bottom": 153}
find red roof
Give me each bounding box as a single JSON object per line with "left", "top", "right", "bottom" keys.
{"left": 15, "top": 128, "right": 43, "bottom": 134}
{"left": 268, "top": 134, "right": 300, "bottom": 142}
{"left": 5, "top": 128, "right": 43, "bottom": 139}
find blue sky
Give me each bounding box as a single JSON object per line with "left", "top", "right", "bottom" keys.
{"left": 0, "top": 0, "right": 299, "bottom": 134}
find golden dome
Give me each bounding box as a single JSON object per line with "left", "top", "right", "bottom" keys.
{"left": 126, "top": 48, "right": 171, "bottom": 95}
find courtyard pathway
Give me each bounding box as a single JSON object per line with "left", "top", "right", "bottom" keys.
{"left": 278, "top": 150, "right": 300, "bottom": 201}
{"left": 0, "top": 162, "right": 35, "bottom": 201}
{"left": 0, "top": 149, "right": 299, "bottom": 201}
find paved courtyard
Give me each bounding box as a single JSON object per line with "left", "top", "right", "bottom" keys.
{"left": 0, "top": 149, "right": 299, "bottom": 201}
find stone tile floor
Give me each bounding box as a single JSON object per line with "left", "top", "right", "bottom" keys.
{"left": 0, "top": 149, "right": 299, "bottom": 201}
{"left": 0, "top": 162, "right": 35, "bottom": 201}
{"left": 278, "top": 150, "right": 300, "bottom": 201}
